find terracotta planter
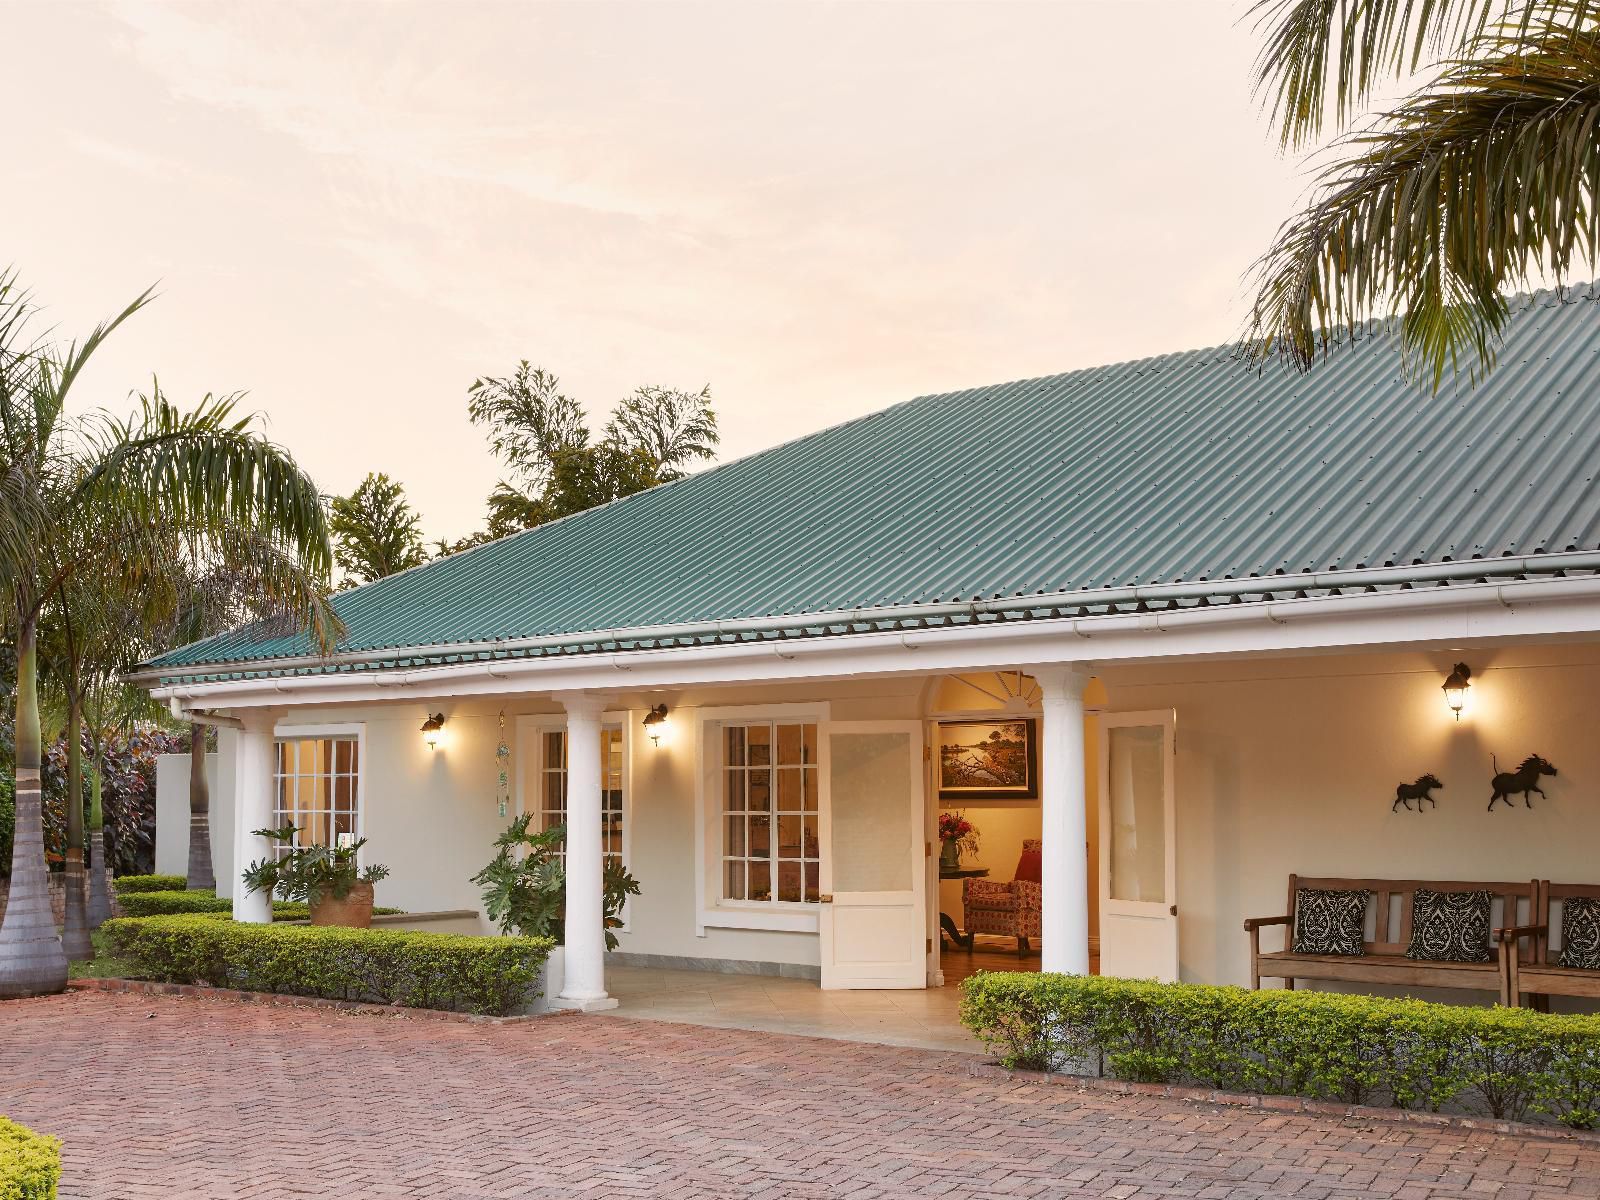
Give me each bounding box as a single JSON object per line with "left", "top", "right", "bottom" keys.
{"left": 310, "top": 881, "right": 374, "bottom": 928}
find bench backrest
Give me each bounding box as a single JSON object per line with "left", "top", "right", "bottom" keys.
{"left": 1533, "top": 881, "right": 1600, "bottom": 965}
{"left": 1289, "top": 875, "right": 1538, "bottom": 958}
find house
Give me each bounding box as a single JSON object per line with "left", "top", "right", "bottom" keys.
{"left": 134, "top": 288, "right": 1600, "bottom": 1011}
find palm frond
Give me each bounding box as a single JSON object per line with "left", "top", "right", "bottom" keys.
{"left": 75, "top": 386, "right": 333, "bottom": 581}
{"left": 1246, "top": 17, "right": 1600, "bottom": 382}
{"left": 1249, "top": 0, "right": 1598, "bottom": 149}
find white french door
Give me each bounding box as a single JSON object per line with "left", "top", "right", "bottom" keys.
{"left": 1097, "top": 710, "right": 1178, "bottom": 982}
{"left": 817, "top": 720, "right": 926, "bottom": 990}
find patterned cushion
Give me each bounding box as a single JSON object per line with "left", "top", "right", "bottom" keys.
{"left": 1405, "top": 889, "right": 1493, "bottom": 963}
{"left": 1558, "top": 897, "right": 1600, "bottom": 971}
{"left": 1291, "top": 888, "right": 1369, "bottom": 956}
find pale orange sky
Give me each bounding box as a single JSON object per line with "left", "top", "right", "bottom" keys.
{"left": 10, "top": 0, "right": 1304, "bottom": 543}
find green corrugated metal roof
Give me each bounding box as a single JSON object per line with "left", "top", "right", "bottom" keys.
{"left": 147, "top": 287, "right": 1600, "bottom": 678}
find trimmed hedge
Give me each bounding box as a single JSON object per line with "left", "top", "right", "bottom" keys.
{"left": 115, "top": 889, "right": 399, "bottom": 920}
{"left": 102, "top": 915, "right": 553, "bottom": 1016}
{"left": 112, "top": 874, "right": 187, "bottom": 895}
{"left": 0, "top": 1116, "right": 60, "bottom": 1200}
{"left": 960, "top": 972, "right": 1600, "bottom": 1129}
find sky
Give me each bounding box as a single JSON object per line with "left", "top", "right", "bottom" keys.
{"left": 8, "top": 0, "right": 1307, "bottom": 544}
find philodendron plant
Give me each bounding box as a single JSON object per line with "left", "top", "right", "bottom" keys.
{"left": 241, "top": 824, "right": 390, "bottom": 907}
{"left": 473, "top": 814, "right": 640, "bottom": 950}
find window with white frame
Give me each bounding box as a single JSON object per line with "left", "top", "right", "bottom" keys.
{"left": 273, "top": 734, "right": 359, "bottom": 851}
{"left": 721, "top": 721, "right": 820, "bottom": 905}
{"left": 536, "top": 727, "right": 625, "bottom": 861}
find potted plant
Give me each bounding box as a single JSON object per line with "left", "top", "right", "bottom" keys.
{"left": 242, "top": 825, "right": 391, "bottom": 927}
{"left": 937, "top": 811, "right": 980, "bottom": 871}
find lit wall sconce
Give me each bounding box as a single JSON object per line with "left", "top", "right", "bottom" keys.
{"left": 420, "top": 712, "right": 446, "bottom": 750}
{"left": 642, "top": 703, "right": 670, "bottom": 747}
{"left": 1441, "top": 663, "right": 1472, "bottom": 721}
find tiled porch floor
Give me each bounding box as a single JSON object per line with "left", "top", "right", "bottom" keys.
{"left": 601, "top": 963, "right": 984, "bottom": 1052}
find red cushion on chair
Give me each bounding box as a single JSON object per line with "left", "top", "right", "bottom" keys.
{"left": 1015, "top": 848, "right": 1042, "bottom": 884}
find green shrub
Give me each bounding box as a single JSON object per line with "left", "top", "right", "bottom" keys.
{"left": 112, "top": 874, "right": 187, "bottom": 895}
{"left": 114, "top": 889, "right": 399, "bottom": 920}
{"left": 0, "top": 778, "right": 14, "bottom": 880}
{"left": 960, "top": 971, "right": 1600, "bottom": 1128}
{"left": 0, "top": 1115, "right": 61, "bottom": 1200}
{"left": 101, "top": 915, "right": 552, "bottom": 1016}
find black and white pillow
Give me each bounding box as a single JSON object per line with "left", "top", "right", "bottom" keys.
{"left": 1292, "top": 888, "right": 1369, "bottom": 956}
{"left": 1558, "top": 897, "right": 1600, "bottom": 971}
{"left": 1406, "top": 889, "right": 1493, "bottom": 963}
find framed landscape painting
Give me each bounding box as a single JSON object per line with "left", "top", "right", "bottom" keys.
{"left": 937, "top": 717, "right": 1038, "bottom": 801}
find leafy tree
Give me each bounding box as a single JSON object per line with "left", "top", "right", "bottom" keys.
{"left": 0, "top": 271, "right": 339, "bottom": 996}
{"left": 329, "top": 472, "right": 427, "bottom": 586}
{"left": 1247, "top": 0, "right": 1600, "bottom": 382}
{"left": 464, "top": 362, "right": 718, "bottom": 541}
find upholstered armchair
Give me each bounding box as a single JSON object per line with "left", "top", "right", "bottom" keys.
{"left": 961, "top": 839, "right": 1043, "bottom": 956}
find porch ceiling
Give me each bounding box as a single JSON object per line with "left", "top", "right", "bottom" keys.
{"left": 139, "top": 287, "right": 1600, "bottom": 686}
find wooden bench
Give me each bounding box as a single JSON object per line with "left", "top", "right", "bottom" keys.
{"left": 1245, "top": 875, "right": 1537, "bottom": 1005}
{"left": 1501, "top": 881, "right": 1600, "bottom": 1007}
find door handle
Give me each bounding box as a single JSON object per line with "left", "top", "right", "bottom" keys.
{"left": 1169, "top": 904, "right": 1178, "bottom": 916}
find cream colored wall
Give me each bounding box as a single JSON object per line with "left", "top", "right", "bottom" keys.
{"left": 154, "top": 752, "right": 217, "bottom": 879}
{"left": 611, "top": 677, "right": 927, "bottom": 966}
{"left": 1104, "top": 643, "right": 1600, "bottom": 992}
{"left": 154, "top": 741, "right": 236, "bottom": 893}
{"left": 176, "top": 643, "right": 1600, "bottom": 990}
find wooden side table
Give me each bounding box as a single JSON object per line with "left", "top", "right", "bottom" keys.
{"left": 938, "top": 867, "right": 988, "bottom": 949}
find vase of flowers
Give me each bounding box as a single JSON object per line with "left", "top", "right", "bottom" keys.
{"left": 937, "top": 811, "right": 980, "bottom": 871}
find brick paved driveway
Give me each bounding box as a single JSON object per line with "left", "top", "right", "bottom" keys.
{"left": 4, "top": 991, "right": 1599, "bottom": 1199}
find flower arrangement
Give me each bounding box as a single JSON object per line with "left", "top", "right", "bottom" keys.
{"left": 938, "top": 811, "right": 980, "bottom": 861}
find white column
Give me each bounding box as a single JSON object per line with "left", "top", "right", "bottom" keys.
{"left": 556, "top": 694, "right": 617, "bottom": 1010}
{"left": 1037, "top": 666, "right": 1091, "bottom": 975}
{"left": 232, "top": 710, "right": 280, "bottom": 924}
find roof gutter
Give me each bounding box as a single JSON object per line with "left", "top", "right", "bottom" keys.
{"left": 166, "top": 701, "right": 244, "bottom": 729}
{"left": 147, "top": 571, "right": 1600, "bottom": 707}
{"left": 131, "top": 549, "right": 1600, "bottom": 685}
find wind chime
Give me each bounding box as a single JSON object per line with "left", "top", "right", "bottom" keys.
{"left": 495, "top": 709, "right": 511, "bottom": 818}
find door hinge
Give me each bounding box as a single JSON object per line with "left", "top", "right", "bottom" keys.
{"left": 925, "top": 841, "right": 932, "bottom": 857}
{"left": 926, "top": 937, "right": 933, "bottom": 954}
{"left": 923, "top": 743, "right": 931, "bottom": 761}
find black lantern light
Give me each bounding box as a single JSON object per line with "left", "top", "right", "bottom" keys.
{"left": 1441, "top": 663, "right": 1472, "bottom": 722}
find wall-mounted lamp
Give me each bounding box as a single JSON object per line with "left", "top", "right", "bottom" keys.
{"left": 1441, "top": 663, "right": 1472, "bottom": 722}
{"left": 420, "top": 712, "right": 446, "bottom": 750}
{"left": 642, "top": 703, "right": 670, "bottom": 747}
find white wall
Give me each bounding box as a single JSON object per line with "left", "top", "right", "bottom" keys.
{"left": 154, "top": 750, "right": 223, "bottom": 884}
{"left": 1104, "top": 643, "right": 1600, "bottom": 991}
{"left": 178, "top": 641, "right": 1600, "bottom": 992}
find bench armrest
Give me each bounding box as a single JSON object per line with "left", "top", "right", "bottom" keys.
{"left": 1243, "top": 914, "right": 1292, "bottom": 931}
{"left": 1494, "top": 923, "right": 1547, "bottom": 945}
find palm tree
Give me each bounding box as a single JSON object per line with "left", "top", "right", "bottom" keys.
{"left": 329, "top": 472, "right": 427, "bottom": 586}
{"left": 1247, "top": 0, "right": 1600, "bottom": 382}
{"left": 465, "top": 363, "right": 719, "bottom": 539}
{"left": 0, "top": 272, "right": 338, "bottom": 997}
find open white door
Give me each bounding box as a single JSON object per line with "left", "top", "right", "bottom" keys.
{"left": 1097, "top": 710, "right": 1178, "bottom": 982}
{"left": 818, "top": 720, "right": 926, "bottom": 990}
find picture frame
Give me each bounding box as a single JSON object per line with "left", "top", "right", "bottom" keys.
{"left": 936, "top": 717, "right": 1039, "bottom": 801}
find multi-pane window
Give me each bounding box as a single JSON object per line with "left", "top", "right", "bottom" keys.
{"left": 273, "top": 735, "right": 359, "bottom": 851}
{"left": 722, "top": 722, "right": 820, "bottom": 905}
{"left": 536, "top": 727, "right": 625, "bottom": 861}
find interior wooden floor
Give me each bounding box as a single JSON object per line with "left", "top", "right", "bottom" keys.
{"left": 939, "top": 938, "right": 1100, "bottom": 987}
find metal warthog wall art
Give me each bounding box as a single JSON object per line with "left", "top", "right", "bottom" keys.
{"left": 1392, "top": 774, "right": 1443, "bottom": 813}
{"left": 1488, "top": 754, "right": 1558, "bottom": 811}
